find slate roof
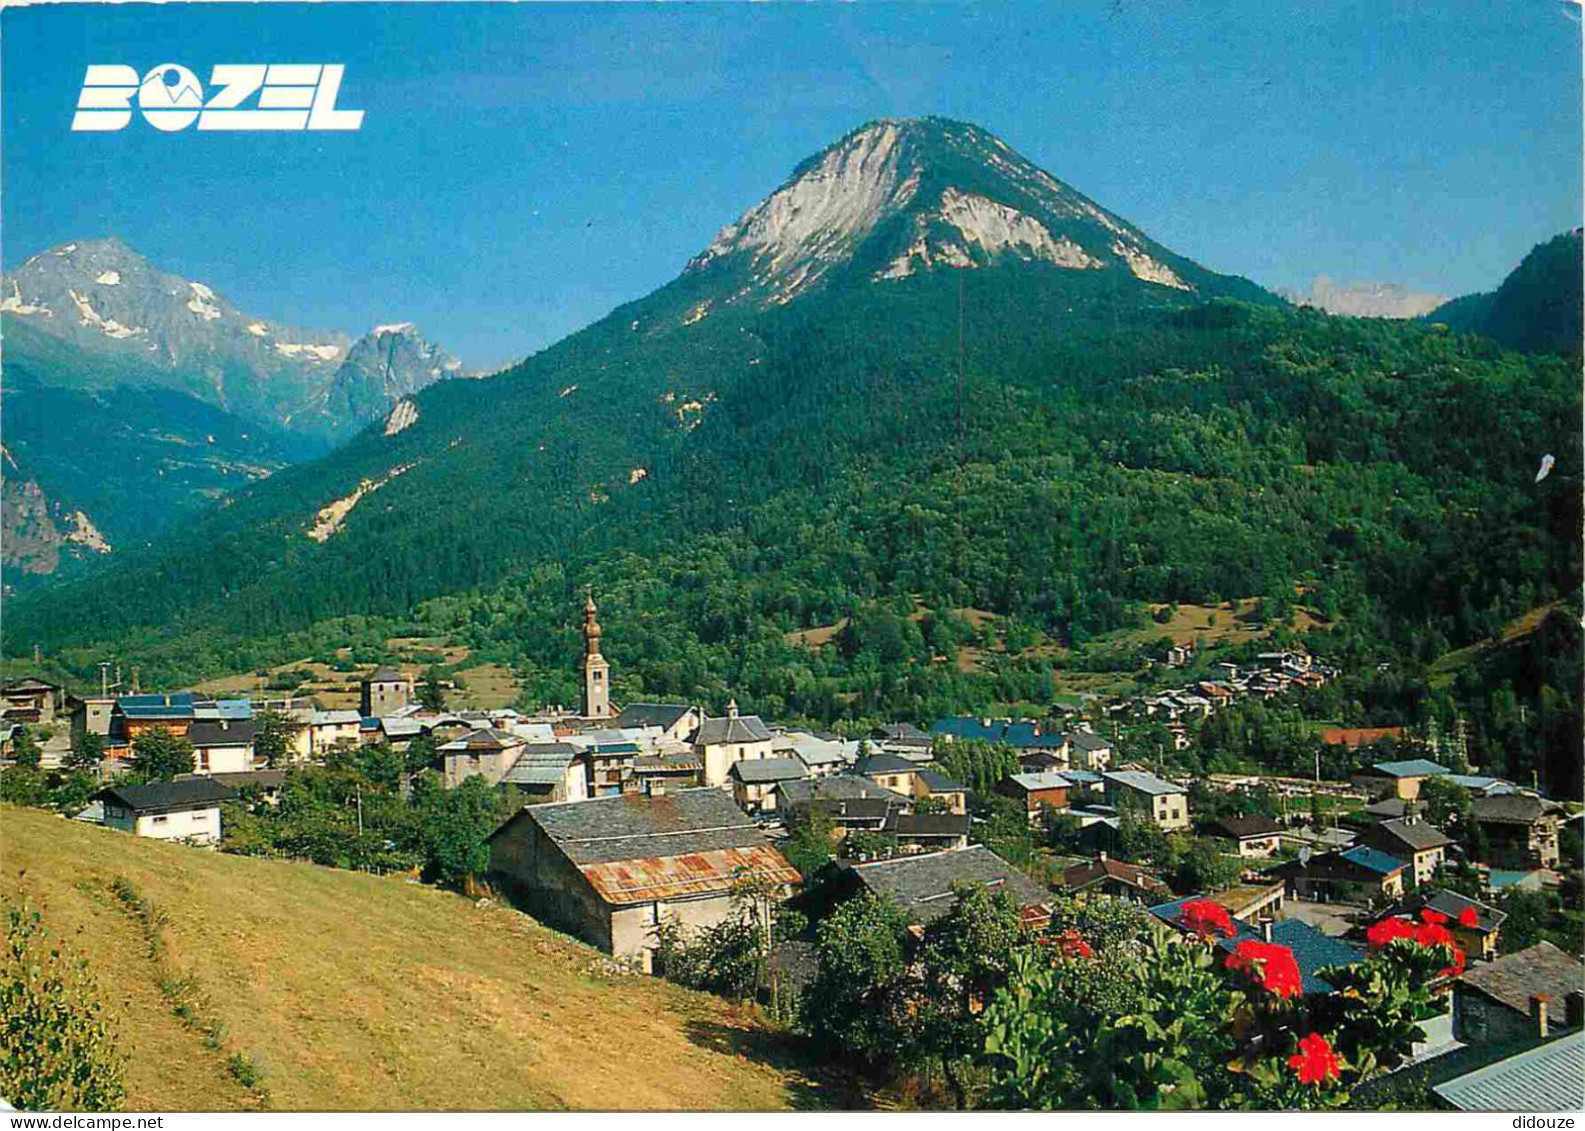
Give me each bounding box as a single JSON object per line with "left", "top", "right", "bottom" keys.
{"left": 365, "top": 667, "right": 407, "bottom": 684}
{"left": 312, "top": 709, "right": 363, "bottom": 726}
{"left": 611, "top": 703, "right": 696, "bottom": 731}
{"left": 500, "top": 742, "right": 580, "bottom": 786}
{"left": 1370, "top": 758, "right": 1450, "bottom": 779}
{"left": 695, "top": 714, "right": 773, "bottom": 745}
{"left": 850, "top": 845, "right": 1052, "bottom": 925}
{"left": 1340, "top": 845, "right": 1410, "bottom": 876}
{"left": 855, "top": 752, "right": 920, "bottom": 775}
{"left": 1212, "top": 816, "right": 1284, "bottom": 840}
{"left": 1104, "top": 770, "right": 1183, "bottom": 797}
{"left": 886, "top": 810, "right": 972, "bottom": 839}
{"left": 1062, "top": 856, "right": 1167, "bottom": 894}
{"left": 206, "top": 770, "right": 287, "bottom": 791}
{"left": 1149, "top": 897, "right": 1364, "bottom": 994}
{"left": 872, "top": 722, "right": 933, "bottom": 747}
{"left": 1372, "top": 817, "right": 1454, "bottom": 852}
{"left": 1458, "top": 942, "right": 1585, "bottom": 1018}
{"left": 1433, "top": 1032, "right": 1585, "bottom": 1112}
{"left": 97, "top": 779, "right": 235, "bottom": 813}
{"left": 778, "top": 774, "right": 911, "bottom": 810}
{"left": 631, "top": 754, "right": 702, "bottom": 774}
{"left": 915, "top": 768, "right": 967, "bottom": 793}
{"left": 187, "top": 720, "right": 257, "bottom": 747}
{"left": 498, "top": 788, "right": 797, "bottom": 905}
{"left": 1069, "top": 732, "right": 1113, "bottom": 752}
{"left": 439, "top": 727, "right": 525, "bottom": 752}
{"left": 729, "top": 757, "right": 808, "bottom": 785}
{"left": 1388, "top": 889, "right": 1506, "bottom": 934}
{"left": 1363, "top": 798, "right": 1408, "bottom": 820}
{"left": 1472, "top": 794, "right": 1559, "bottom": 826}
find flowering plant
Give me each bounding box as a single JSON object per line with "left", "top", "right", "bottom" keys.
{"left": 1180, "top": 899, "right": 1235, "bottom": 939}
{"left": 1225, "top": 940, "right": 1303, "bottom": 999}
{"left": 1457, "top": 905, "right": 1480, "bottom": 928}
{"left": 1288, "top": 1031, "right": 1342, "bottom": 1085}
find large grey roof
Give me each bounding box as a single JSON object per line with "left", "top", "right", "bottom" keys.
{"left": 500, "top": 742, "right": 580, "bottom": 785}
{"left": 511, "top": 787, "right": 767, "bottom": 865}
{"left": 612, "top": 702, "right": 696, "bottom": 730}
{"left": 694, "top": 714, "right": 773, "bottom": 745}
{"left": 778, "top": 774, "right": 910, "bottom": 808}
{"left": 850, "top": 845, "right": 1051, "bottom": 924}
{"left": 1103, "top": 770, "right": 1183, "bottom": 797}
{"left": 439, "top": 727, "right": 524, "bottom": 752}
{"left": 187, "top": 719, "right": 257, "bottom": 747}
{"left": 729, "top": 757, "right": 808, "bottom": 785}
{"left": 365, "top": 667, "right": 407, "bottom": 684}
{"left": 1472, "top": 793, "right": 1559, "bottom": 825}
{"left": 1458, "top": 942, "right": 1585, "bottom": 1017}
{"left": 1069, "top": 732, "right": 1113, "bottom": 752}
{"left": 1373, "top": 817, "right": 1453, "bottom": 851}
{"left": 97, "top": 779, "right": 235, "bottom": 813}
{"left": 1433, "top": 1032, "right": 1585, "bottom": 1112}
{"left": 855, "top": 752, "right": 920, "bottom": 775}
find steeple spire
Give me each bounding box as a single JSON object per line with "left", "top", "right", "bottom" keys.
{"left": 580, "top": 586, "right": 610, "bottom": 719}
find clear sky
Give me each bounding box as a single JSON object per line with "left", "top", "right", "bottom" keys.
{"left": 4, "top": 1, "right": 1580, "bottom": 370}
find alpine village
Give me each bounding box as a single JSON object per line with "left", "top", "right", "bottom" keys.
{"left": 2, "top": 118, "right": 1581, "bottom": 1113}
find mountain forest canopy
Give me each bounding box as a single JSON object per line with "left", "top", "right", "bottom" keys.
{"left": 4, "top": 118, "right": 1580, "bottom": 795}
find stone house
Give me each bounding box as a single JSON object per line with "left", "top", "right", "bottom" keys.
{"left": 1454, "top": 942, "right": 1585, "bottom": 1045}
{"left": 856, "top": 754, "right": 968, "bottom": 814}
{"left": 1471, "top": 794, "right": 1563, "bottom": 869}
{"left": 487, "top": 787, "right": 799, "bottom": 968}
{"left": 1211, "top": 815, "right": 1284, "bottom": 858}
{"left": 729, "top": 756, "right": 808, "bottom": 815}
{"left": 1360, "top": 815, "right": 1453, "bottom": 885}
{"left": 360, "top": 667, "right": 412, "bottom": 717}
{"left": 440, "top": 727, "right": 529, "bottom": 788}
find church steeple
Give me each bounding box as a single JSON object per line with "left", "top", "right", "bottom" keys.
{"left": 581, "top": 586, "right": 610, "bottom": 719}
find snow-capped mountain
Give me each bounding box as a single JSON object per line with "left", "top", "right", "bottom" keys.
{"left": 682, "top": 117, "right": 1258, "bottom": 311}
{"left": 0, "top": 238, "right": 468, "bottom": 439}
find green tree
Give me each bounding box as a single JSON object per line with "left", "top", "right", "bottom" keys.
{"left": 781, "top": 805, "right": 838, "bottom": 881}
{"left": 252, "top": 709, "right": 293, "bottom": 768}
{"left": 0, "top": 901, "right": 126, "bottom": 1111}
{"left": 128, "top": 726, "right": 194, "bottom": 781}
{"left": 418, "top": 667, "right": 447, "bottom": 713}
{"left": 803, "top": 894, "right": 919, "bottom": 1066}
{"left": 403, "top": 733, "right": 438, "bottom": 776}
{"left": 65, "top": 730, "right": 105, "bottom": 773}
{"left": 11, "top": 727, "right": 41, "bottom": 770}
{"left": 418, "top": 776, "right": 496, "bottom": 888}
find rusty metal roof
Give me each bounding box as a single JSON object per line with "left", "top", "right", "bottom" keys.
{"left": 579, "top": 844, "right": 801, "bottom": 905}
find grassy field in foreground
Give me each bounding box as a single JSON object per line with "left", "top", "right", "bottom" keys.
{"left": 1, "top": 806, "right": 823, "bottom": 1112}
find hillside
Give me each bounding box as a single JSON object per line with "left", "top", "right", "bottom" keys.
{"left": 0, "top": 807, "right": 819, "bottom": 1111}
{"left": 1426, "top": 229, "right": 1583, "bottom": 357}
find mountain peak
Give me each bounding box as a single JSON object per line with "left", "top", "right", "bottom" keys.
{"left": 683, "top": 117, "right": 1203, "bottom": 309}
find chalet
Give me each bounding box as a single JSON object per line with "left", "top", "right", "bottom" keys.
{"left": 1061, "top": 853, "right": 1168, "bottom": 903}
{"left": 777, "top": 774, "right": 909, "bottom": 831}
{"left": 1151, "top": 898, "right": 1362, "bottom": 996}
{"left": 1375, "top": 889, "right": 1506, "bottom": 961}
{"left": 997, "top": 772, "right": 1071, "bottom": 826}
{"left": 440, "top": 727, "right": 529, "bottom": 788}
{"left": 1, "top": 677, "right": 70, "bottom": 724}
{"left": 1454, "top": 942, "right": 1585, "bottom": 1046}
{"left": 694, "top": 701, "right": 776, "bottom": 787}
{"left": 781, "top": 730, "right": 848, "bottom": 778}
{"left": 1210, "top": 815, "right": 1284, "bottom": 858}
{"left": 114, "top": 692, "right": 200, "bottom": 740}
{"left": 1068, "top": 731, "right": 1115, "bottom": 772}
{"left": 360, "top": 666, "right": 412, "bottom": 716}
{"left": 1470, "top": 794, "right": 1563, "bottom": 869}
{"left": 96, "top": 779, "right": 235, "bottom": 844}
{"left": 500, "top": 742, "right": 589, "bottom": 803}
{"left": 187, "top": 719, "right": 255, "bottom": 775}
{"left": 611, "top": 702, "right": 702, "bottom": 745}
{"left": 1284, "top": 844, "right": 1408, "bottom": 902}
{"left": 844, "top": 844, "right": 1053, "bottom": 928}
{"left": 885, "top": 809, "right": 971, "bottom": 852}
{"left": 487, "top": 788, "right": 799, "bottom": 969}
{"left": 1352, "top": 757, "right": 1447, "bottom": 801}
{"left": 630, "top": 753, "right": 703, "bottom": 794}
{"left": 1360, "top": 815, "right": 1453, "bottom": 884}
{"left": 729, "top": 756, "right": 808, "bottom": 815}
{"left": 870, "top": 722, "right": 935, "bottom": 761}
{"left": 1102, "top": 770, "right": 1189, "bottom": 831}
{"left": 855, "top": 754, "right": 967, "bottom": 814}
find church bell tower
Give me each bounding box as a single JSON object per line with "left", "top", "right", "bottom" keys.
{"left": 581, "top": 587, "right": 611, "bottom": 719}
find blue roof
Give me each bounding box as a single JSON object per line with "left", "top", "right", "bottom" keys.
{"left": 1149, "top": 897, "right": 1363, "bottom": 995}
{"left": 215, "top": 699, "right": 253, "bottom": 719}
{"left": 1341, "top": 844, "right": 1409, "bottom": 876}
{"left": 1371, "top": 758, "right": 1450, "bottom": 779}
{"left": 930, "top": 717, "right": 1065, "bottom": 749}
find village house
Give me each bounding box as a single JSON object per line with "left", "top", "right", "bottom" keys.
{"left": 869, "top": 722, "right": 936, "bottom": 761}
{"left": 487, "top": 787, "right": 799, "bottom": 969}
{"left": 842, "top": 844, "right": 1053, "bottom": 929}
{"left": 885, "top": 809, "right": 971, "bottom": 853}
{"left": 1151, "top": 899, "right": 1362, "bottom": 996}
{"left": 1470, "top": 794, "right": 1563, "bottom": 869}
{"left": 1210, "top": 815, "right": 1285, "bottom": 858}
{"left": 780, "top": 730, "right": 849, "bottom": 778}
{"left": 1454, "top": 942, "right": 1585, "bottom": 1046}
{"left": 1103, "top": 769, "right": 1190, "bottom": 831}
{"left": 1067, "top": 731, "right": 1115, "bottom": 772}
{"left": 777, "top": 774, "right": 908, "bottom": 831}
{"left": 1359, "top": 815, "right": 1453, "bottom": 884}
{"left": 360, "top": 667, "right": 412, "bottom": 717}
{"left": 1, "top": 677, "right": 72, "bottom": 725}
{"left": 581, "top": 739, "right": 642, "bottom": 796}
{"left": 499, "top": 741, "right": 589, "bottom": 804}
{"left": 96, "top": 779, "right": 235, "bottom": 844}
{"left": 308, "top": 709, "right": 363, "bottom": 758}
{"left": 997, "top": 772, "right": 1071, "bottom": 826}
{"left": 729, "top": 756, "right": 808, "bottom": 815}
{"left": 440, "top": 727, "right": 530, "bottom": 788}
{"left": 1352, "top": 757, "right": 1448, "bottom": 801}
{"left": 629, "top": 753, "right": 703, "bottom": 794}
{"left": 1283, "top": 844, "right": 1408, "bottom": 902}
{"left": 1375, "top": 889, "right": 1506, "bottom": 961}
{"left": 1061, "top": 853, "right": 1169, "bottom": 903}
{"left": 855, "top": 753, "right": 968, "bottom": 814}
{"left": 187, "top": 719, "right": 255, "bottom": 775}
{"left": 694, "top": 700, "right": 776, "bottom": 787}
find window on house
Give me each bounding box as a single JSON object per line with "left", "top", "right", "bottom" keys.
{"left": 152, "top": 815, "right": 168, "bottom": 825}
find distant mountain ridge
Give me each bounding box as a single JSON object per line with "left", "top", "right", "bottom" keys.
{"left": 1, "top": 239, "right": 467, "bottom": 582}
{"left": 1277, "top": 276, "right": 1449, "bottom": 319}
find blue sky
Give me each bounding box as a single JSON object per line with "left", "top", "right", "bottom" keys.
{"left": 4, "top": 2, "right": 1580, "bottom": 370}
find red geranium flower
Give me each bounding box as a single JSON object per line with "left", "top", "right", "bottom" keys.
{"left": 1227, "top": 939, "right": 1304, "bottom": 998}
{"left": 1366, "top": 916, "right": 1417, "bottom": 948}
{"left": 1288, "top": 1032, "right": 1342, "bottom": 1086}
{"left": 1415, "top": 921, "right": 1454, "bottom": 949}
{"left": 1420, "top": 908, "right": 1450, "bottom": 926}
{"left": 1180, "top": 899, "right": 1235, "bottom": 939}
{"left": 1047, "top": 928, "right": 1094, "bottom": 960}
{"left": 1457, "top": 906, "right": 1480, "bottom": 928}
